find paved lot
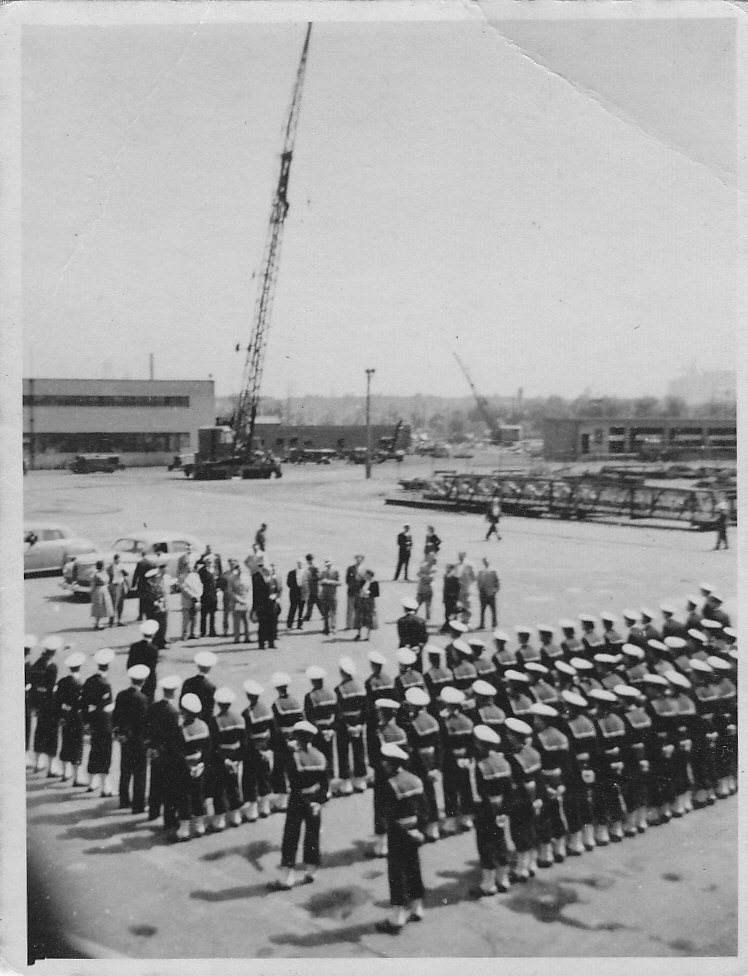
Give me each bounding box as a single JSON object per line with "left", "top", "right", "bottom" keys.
{"left": 23, "top": 462, "right": 739, "bottom": 960}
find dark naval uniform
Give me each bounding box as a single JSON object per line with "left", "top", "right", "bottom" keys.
{"left": 365, "top": 668, "right": 397, "bottom": 754}
{"left": 112, "top": 684, "right": 149, "bottom": 812}
{"left": 646, "top": 695, "right": 680, "bottom": 818}
{"left": 55, "top": 673, "right": 84, "bottom": 767}
{"left": 383, "top": 767, "right": 429, "bottom": 908}
{"left": 280, "top": 744, "right": 329, "bottom": 870}
{"left": 474, "top": 751, "right": 514, "bottom": 876}
{"left": 691, "top": 681, "right": 721, "bottom": 804}
{"left": 440, "top": 709, "right": 475, "bottom": 824}
{"left": 507, "top": 740, "right": 543, "bottom": 854}
{"left": 423, "top": 663, "right": 455, "bottom": 714}
{"left": 397, "top": 614, "right": 427, "bottom": 652}
{"left": 371, "top": 719, "right": 409, "bottom": 839}
{"left": 451, "top": 659, "right": 478, "bottom": 697}
{"left": 242, "top": 700, "right": 275, "bottom": 807}
{"left": 126, "top": 639, "right": 159, "bottom": 702}
{"left": 620, "top": 703, "right": 653, "bottom": 830}
{"left": 405, "top": 709, "right": 443, "bottom": 828}
{"left": 144, "top": 696, "right": 182, "bottom": 827}
{"left": 304, "top": 685, "right": 338, "bottom": 776}
{"left": 534, "top": 725, "right": 572, "bottom": 854}
{"left": 271, "top": 693, "right": 305, "bottom": 799}
{"left": 592, "top": 712, "right": 628, "bottom": 835}
{"left": 179, "top": 715, "right": 212, "bottom": 823}
{"left": 31, "top": 656, "right": 58, "bottom": 759}
{"left": 180, "top": 673, "right": 216, "bottom": 724}
{"left": 214, "top": 707, "right": 245, "bottom": 815}
{"left": 80, "top": 672, "right": 114, "bottom": 776}
{"left": 562, "top": 712, "right": 599, "bottom": 839}
{"left": 335, "top": 675, "right": 368, "bottom": 784}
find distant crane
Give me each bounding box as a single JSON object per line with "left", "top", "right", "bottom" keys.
{"left": 453, "top": 352, "right": 502, "bottom": 445}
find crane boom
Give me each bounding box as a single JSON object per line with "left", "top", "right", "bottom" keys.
{"left": 233, "top": 23, "right": 312, "bottom": 455}
{"left": 453, "top": 352, "right": 501, "bottom": 444}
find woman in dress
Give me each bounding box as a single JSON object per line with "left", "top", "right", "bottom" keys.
{"left": 415, "top": 554, "right": 437, "bottom": 622}
{"left": 107, "top": 553, "right": 130, "bottom": 627}
{"left": 354, "top": 569, "right": 379, "bottom": 641}
{"left": 91, "top": 560, "right": 114, "bottom": 630}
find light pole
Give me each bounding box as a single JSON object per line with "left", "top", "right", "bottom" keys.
{"left": 365, "top": 368, "right": 375, "bottom": 479}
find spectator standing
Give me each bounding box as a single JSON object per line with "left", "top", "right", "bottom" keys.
{"left": 180, "top": 568, "right": 203, "bottom": 641}
{"left": 131, "top": 547, "right": 156, "bottom": 622}
{"left": 197, "top": 560, "right": 218, "bottom": 638}
{"left": 107, "top": 553, "right": 130, "bottom": 627}
{"left": 424, "top": 525, "right": 441, "bottom": 558}
{"left": 394, "top": 525, "right": 413, "bottom": 581}
{"left": 477, "top": 557, "right": 500, "bottom": 630}
{"left": 713, "top": 499, "right": 729, "bottom": 550}
{"left": 456, "top": 551, "right": 476, "bottom": 627}
{"left": 345, "top": 555, "right": 365, "bottom": 630}
{"left": 286, "top": 560, "right": 305, "bottom": 630}
{"left": 255, "top": 523, "right": 268, "bottom": 552}
{"left": 219, "top": 559, "right": 237, "bottom": 637}
{"left": 252, "top": 562, "right": 277, "bottom": 649}
{"left": 441, "top": 564, "right": 461, "bottom": 633}
{"left": 303, "top": 554, "right": 322, "bottom": 622}
{"left": 319, "top": 559, "right": 341, "bottom": 636}
{"left": 415, "top": 554, "right": 436, "bottom": 622}
{"left": 229, "top": 564, "right": 251, "bottom": 644}
{"left": 354, "top": 569, "right": 380, "bottom": 641}
{"left": 91, "top": 561, "right": 114, "bottom": 631}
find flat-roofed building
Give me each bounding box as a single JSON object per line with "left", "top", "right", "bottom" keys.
{"left": 254, "top": 423, "right": 411, "bottom": 454}
{"left": 23, "top": 377, "right": 215, "bottom": 468}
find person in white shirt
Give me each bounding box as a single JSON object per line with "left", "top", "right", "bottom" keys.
{"left": 180, "top": 569, "right": 203, "bottom": 641}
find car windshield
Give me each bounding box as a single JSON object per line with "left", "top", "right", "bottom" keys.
{"left": 113, "top": 538, "right": 144, "bottom": 553}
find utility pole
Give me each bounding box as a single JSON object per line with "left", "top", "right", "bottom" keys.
{"left": 365, "top": 368, "right": 375, "bottom": 479}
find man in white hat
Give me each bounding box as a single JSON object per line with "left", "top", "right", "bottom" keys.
{"left": 270, "top": 673, "right": 304, "bottom": 812}
{"left": 80, "top": 648, "right": 116, "bottom": 796}
{"left": 614, "top": 684, "right": 653, "bottom": 836}
{"left": 529, "top": 703, "right": 571, "bottom": 865}
{"left": 181, "top": 651, "right": 218, "bottom": 723}
{"left": 364, "top": 651, "right": 396, "bottom": 755}
{"left": 402, "top": 686, "right": 443, "bottom": 841}
{"left": 55, "top": 651, "right": 87, "bottom": 785}
{"left": 471, "top": 725, "right": 513, "bottom": 896}
{"left": 374, "top": 742, "right": 428, "bottom": 934}
{"left": 641, "top": 674, "right": 678, "bottom": 825}
{"left": 344, "top": 554, "right": 365, "bottom": 631}
{"left": 175, "top": 692, "right": 212, "bottom": 840}
{"left": 709, "top": 655, "right": 737, "bottom": 798}
{"left": 240, "top": 680, "right": 275, "bottom": 821}
{"left": 504, "top": 717, "right": 542, "bottom": 879}
{"left": 664, "top": 671, "right": 697, "bottom": 816}
{"left": 423, "top": 645, "right": 454, "bottom": 707}
{"left": 600, "top": 613, "right": 624, "bottom": 652}
{"left": 688, "top": 659, "right": 720, "bottom": 807}
{"left": 370, "top": 699, "right": 409, "bottom": 857}
{"left": 588, "top": 689, "right": 627, "bottom": 844}
{"left": 537, "top": 626, "right": 563, "bottom": 669}
{"left": 579, "top": 614, "right": 604, "bottom": 656}
{"left": 684, "top": 595, "right": 702, "bottom": 632}
{"left": 439, "top": 686, "right": 475, "bottom": 835}
{"left": 514, "top": 626, "right": 542, "bottom": 668}
{"left": 394, "top": 647, "right": 426, "bottom": 703}
{"left": 444, "top": 619, "right": 469, "bottom": 670}
{"left": 112, "top": 665, "right": 150, "bottom": 813}
{"left": 334, "top": 658, "right": 368, "bottom": 796}
{"left": 30, "top": 635, "right": 64, "bottom": 775}
{"left": 559, "top": 619, "right": 584, "bottom": 660}
{"left": 144, "top": 675, "right": 182, "bottom": 828}
{"left": 660, "top": 604, "right": 686, "bottom": 641}
{"left": 270, "top": 721, "right": 329, "bottom": 891}
{"left": 211, "top": 688, "right": 244, "bottom": 829}
{"left": 318, "top": 558, "right": 341, "bottom": 636}
{"left": 491, "top": 629, "right": 516, "bottom": 677}
{"left": 304, "top": 667, "right": 337, "bottom": 783}
{"left": 397, "top": 598, "right": 427, "bottom": 652}
{"left": 126, "top": 620, "right": 160, "bottom": 702}
{"left": 558, "top": 690, "right": 597, "bottom": 854}
{"left": 451, "top": 642, "right": 478, "bottom": 697}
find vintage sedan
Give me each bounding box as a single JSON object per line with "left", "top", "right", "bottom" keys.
{"left": 62, "top": 530, "right": 206, "bottom": 598}
{"left": 24, "top": 522, "right": 98, "bottom": 577}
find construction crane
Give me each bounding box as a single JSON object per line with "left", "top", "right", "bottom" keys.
{"left": 189, "top": 24, "right": 312, "bottom": 480}
{"left": 453, "top": 352, "right": 502, "bottom": 445}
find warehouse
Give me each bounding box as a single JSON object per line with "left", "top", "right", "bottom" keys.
{"left": 543, "top": 416, "right": 736, "bottom": 462}
{"left": 23, "top": 378, "right": 215, "bottom": 469}
{"left": 253, "top": 422, "right": 411, "bottom": 454}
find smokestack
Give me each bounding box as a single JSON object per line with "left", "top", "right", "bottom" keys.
{"left": 149, "top": 354, "right": 154, "bottom": 380}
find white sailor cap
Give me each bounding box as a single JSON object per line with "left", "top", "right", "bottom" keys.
{"left": 215, "top": 687, "right": 236, "bottom": 704}
{"left": 659, "top": 604, "right": 676, "bottom": 616}
{"left": 440, "top": 686, "right": 465, "bottom": 705}
{"left": 710, "top": 593, "right": 724, "bottom": 604}
{"left": 664, "top": 636, "right": 687, "bottom": 650}
{"left": 613, "top": 684, "right": 642, "bottom": 699}
{"left": 559, "top": 619, "right": 576, "bottom": 631}
{"left": 504, "top": 669, "right": 529, "bottom": 682}
{"left": 723, "top": 627, "right": 737, "bottom": 641}
{"left": 492, "top": 629, "right": 510, "bottom": 642}
{"left": 515, "top": 625, "right": 532, "bottom": 636}
{"left": 43, "top": 635, "right": 65, "bottom": 653}
{"left": 405, "top": 687, "right": 430, "bottom": 707}
{"left": 663, "top": 671, "right": 691, "bottom": 689}
{"left": 128, "top": 664, "right": 150, "bottom": 682}
{"left": 396, "top": 648, "right": 418, "bottom": 666}
{"left": 474, "top": 724, "right": 500, "bottom": 745}
{"left": 338, "top": 657, "right": 357, "bottom": 676}
{"left": 647, "top": 640, "right": 668, "bottom": 653}
{"left": 65, "top": 652, "right": 85, "bottom": 669}
{"left": 593, "top": 653, "right": 618, "bottom": 665}
{"left": 728, "top": 649, "right": 738, "bottom": 661}
{"left": 688, "top": 658, "right": 713, "bottom": 673}
{"left": 641, "top": 674, "right": 668, "bottom": 687}
{"left": 159, "top": 674, "right": 182, "bottom": 690}
{"left": 194, "top": 651, "right": 217, "bottom": 669}
{"left": 472, "top": 680, "right": 496, "bottom": 697}
{"left": 144, "top": 568, "right": 159, "bottom": 579}
{"left": 588, "top": 688, "right": 618, "bottom": 704}
{"left": 529, "top": 702, "right": 558, "bottom": 718}
{"left": 306, "top": 665, "right": 327, "bottom": 682}
{"left": 707, "top": 655, "right": 731, "bottom": 671}
{"left": 561, "top": 690, "right": 588, "bottom": 709}
{"left": 686, "top": 595, "right": 699, "bottom": 608}
{"left": 375, "top": 698, "right": 401, "bottom": 711}
{"left": 181, "top": 693, "right": 202, "bottom": 714}
{"left": 243, "top": 679, "right": 264, "bottom": 697}
{"left": 468, "top": 638, "right": 487, "bottom": 650}
{"left": 537, "top": 624, "right": 554, "bottom": 634}
{"left": 401, "top": 598, "right": 418, "bottom": 611}
{"left": 578, "top": 613, "right": 597, "bottom": 625}
{"left": 140, "top": 619, "right": 159, "bottom": 637}
{"left": 621, "top": 643, "right": 644, "bottom": 658}
{"left": 600, "top": 612, "right": 618, "bottom": 624}
{"left": 449, "top": 621, "right": 468, "bottom": 634}
{"left": 555, "top": 661, "right": 577, "bottom": 676}
{"left": 271, "top": 672, "right": 291, "bottom": 688}
{"left": 640, "top": 608, "right": 655, "bottom": 621}
{"left": 505, "top": 717, "right": 532, "bottom": 737}
{"left": 368, "top": 650, "right": 387, "bottom": 666}
{"left": 688, "top": 628, "right": 707, "bottom": 643}
{"left": 24, "top": 634, "right": 38, "bottom": 649}
{"left": 293, "top": 720, "right": 317, "bottom": 736}
{"left": 525, "top": 662, "right": 548, "bottom": 674}
{"left": 425, "top": 644, "right": 446, "bottom": 658}
{"left": 380, "top": 743, "right": 409, "bottom": 762}
{"left": 94, "top": 647, "right": 115, "bottom": 666}
{"left": 570, "top": 657, "right": 593, "bottom": 671}
{"left": 699, "top": 582, "right": 714, "bottom": 594}
{"left": 701, "top": 619, "right": 723, "bottom": 631}
{"left": 453, "top": 640, "right": 473, "bottom": 658}
{"left": 622, "top": 610, "right": 638, "bottom": 622}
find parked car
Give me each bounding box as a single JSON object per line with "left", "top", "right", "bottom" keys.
{"left": 62, "top": 530, "right": 206, "bottom": 598}
{"left": 70, "top": 454, "right": 124, "bottom": 474}
{"left": 24, "top": 522, "right": 97, "bottom": 577}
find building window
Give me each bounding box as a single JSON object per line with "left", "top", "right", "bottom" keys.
{"left": 23, "top": 394, "right": 190, "bottom": 408}
{"left": 30, "top": 432, "right": 190, "bottom": 453}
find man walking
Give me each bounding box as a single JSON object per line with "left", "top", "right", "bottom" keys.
{"left": 286, "top": 559, "right": 305, "bottom": 631}
{"left": 394, "top": 525, "right": 413, "bottom": 581}
{"left": 303, "top": 554, "right": 322, "bottom": 623}
{"left": 477, "top": 557, "right": 500, "bottom": 630}
{"left": 485, "top": 495, "right": 502, "bottom": 541}
{"left": 713, "top": 499, "right": 729, "bottom": 550}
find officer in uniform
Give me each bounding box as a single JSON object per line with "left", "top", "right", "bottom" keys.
{"left": 271, "top": 721, "right": 329, "bottom": 891}
{"left": 393, "top": 648, "right": 426, "bottom": 705}
{"left": 471, "top": 725, "right": 514, "bottom": 896}
{"left": 423, "top": 644, "right": 454, "bottom": 711}
{"left": 144, "top": 674, "right": 182, "bottom": 829}
{"left": 81, "top": 648, "right": 116, "bottom": 796}
{"left": 438, "top": 686, "right": 475, "bottom": 834}
{"left": 491, "top": 629, "right": 516, "bottom": 678}
{"left": 514, "top": 626, "right": 542, "bottom": 667}
{"left": 126, "top": 620, "right": 160, "bottom": 702}
{"left": 112, "top": 664, "right": 150, "bottom": 813}
{"left": 641, "top": 673, "right": 679, "bottom": 824}
{"left": 402, "top": 686, "right": 443, "bottom": 840}
{"left": 468, "top": 638, "right": 498, "bottom": 687}
{"left": 397, "top": 598, "right": 428, "bottom": 652}
{"left": 525, "top": 662, "right": 560, "bottom": 706}
{"left": 663, "top": 670, "right": 696, "bottom": 816}
{"left": 181, "top": 651, "right": 218, "bottom": 723}
{"left": 369, "top": 698, "right": 409, "bottom": 857}
{"left": 588, "top": 688, "right": 627, "bottom": 844}
{"left": 504, "top": 717, "right": 543, "bottom": 879}
{"left": 614, "top": 683, "right": 653, "bottom": 835}
{"left": 537, "top": 626, "right": 564, "bottom": 669}
{"left": 270, "top": 672, "right": 305, "bottom": 812}
{"left": 55, "top": 651, "right": 86, "bottom": 785}
{"left": 175, "top": 692, "right": 212, "bottom": 840}
{"left": 529, "top": 702, "right": 572, "bottom": 865}
{"left": 579, "top": 614, "right": 604, "bottom": 656}
{"left": 240, "top": 679, "right": 274, "bottom": 821}
{"left": 374, "top": 742, "right": 429, "bottom": 934}
{"left": 559, "top": 689, "right": 598, "bottom": 854}
{"left": 335, "top": 657, "right": 368, "bottom": 795}
{"left": 30, "top": 635, "right": 62, "bottom": 775}
{"left": 211, "top": 687, "right": 245, "bottom": 829}
{"left": 304, "top": 666, "right": 338, "bottom": 789}
{"left": 559, "top": 619, "right": 584, "bottom": 661}
{"left": 364, "top": 651, "right": 396, "bottom": 761}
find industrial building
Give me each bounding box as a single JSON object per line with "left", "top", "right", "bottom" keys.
{"left": 23, "top": 378, "right": 215, "bottom": 469}
{"left": 253, "top": 422, "right": 410, "bottom": 454}
{"left": 543, "top": 416, "right": 736, "bottom": 462}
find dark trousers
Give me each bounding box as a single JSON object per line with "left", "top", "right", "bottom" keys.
{"left": 212, "top": 759, "right": 242, "bottom": 812}
{"left": 536, "top": 793, "right": 567, "bottom": 843}
{"left": 479, "top": 592, "right": 497, "bottom": 629}
{"left": 373, "top": 770, "right": 389, "bottom": 835}
{"left": 304, "top": 592, "right": 322, "bottom": 621}
{"left": 336, "top": 726, "right": 367, "bottom": 780}
{"left": 153, "top": 610, "right": 168, "bottom": 649}
{"left": 714, "top": 521, "right": 728, "bottom": 549}
{"left": 485, "top": 520, "right": 500, "bottom": 540}
{"left": 138, "top": 593, "right": 149, "bottom": 621}
{"left": 287, "top": 594, "right": 305, "bottom": 629}
{"left": 153, "top": 759, "right": 180, "bottom": 829}
{"left": 257, "top": 607, "right": 276, "bottom": 648}
{"left": 119, "top": 741, "right": 147, "bottom": 811}
{"left": 394, "top": 552, "right": 411, "bottom": 580}
{"left": 387, "top": 828, "right": 424, "bottom": 906}
{"left": 442, "top": 760, "right": 473, "bottom": 819}
{"left": 177, "top": 771, "right": 206, "bottom": 820}
{"left": 315, "top": 731, "right": 336, "bottom": 780}
{"left": 475, "top": 807, "right": 509, "bottom": 868}
{"left": 200, "top": 602, "right": 217, "bottom": 637}
{"left": 271, "top": 740, "right": 291, "bottom": 795}
{"left": 242, "top": 750, "right": 272, "bottom": 802}
{"left": 280, "top": 793, "right": 321, "bottom": 868}
{"left": 564, "top": 783, "right": 594, "bottom": 833}
{"left": 508, "top": 797, "right": 537, "bottom": 852}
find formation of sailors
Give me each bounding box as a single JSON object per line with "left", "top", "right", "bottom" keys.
{"left": 25, "top": 586, "right": 737, "bottom": 925}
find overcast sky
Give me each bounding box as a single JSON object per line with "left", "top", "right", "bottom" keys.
{"left": 21, "top": 14, "right": 736, "bottom": 400}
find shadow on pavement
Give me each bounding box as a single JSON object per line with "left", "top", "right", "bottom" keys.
{"left": 190, "top": 882, "right": 273, "bottom": 902}
{"left": 269, "top": 920, "right": 377, "bottom": 950}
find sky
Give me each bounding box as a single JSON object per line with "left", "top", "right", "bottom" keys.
{"left": 21, "top": 12, "right": 737, "bottom": 400}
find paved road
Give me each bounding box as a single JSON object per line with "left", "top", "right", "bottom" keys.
{"left": 22, "top": 464, "right": 738, "bottom": 960}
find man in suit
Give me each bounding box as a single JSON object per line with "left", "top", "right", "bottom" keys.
{"left": 394, "top": 525, "right": 413, "bottom": 581}
{"left": 197, "top": 560, "right": 218, "bottom": 638}
{"left": 345, "top": 554, "right": 365, "bottom": 630}
{"left": 477, "top": 557, "right": 500, "bottom": 630}
{"left": 397, "top": 598, "right": 427, "bottom": 651}
{"left": 286, "top": 559, "right": 306, "bottom": 631}
{"left": 318, "top": 559, "right": 341, "bottom": 636}
{"left": 131, "top": 548, "right": 156, "bottom": 622}
{"left": 252, "top": 561, "right": 277, "bottom": 649}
